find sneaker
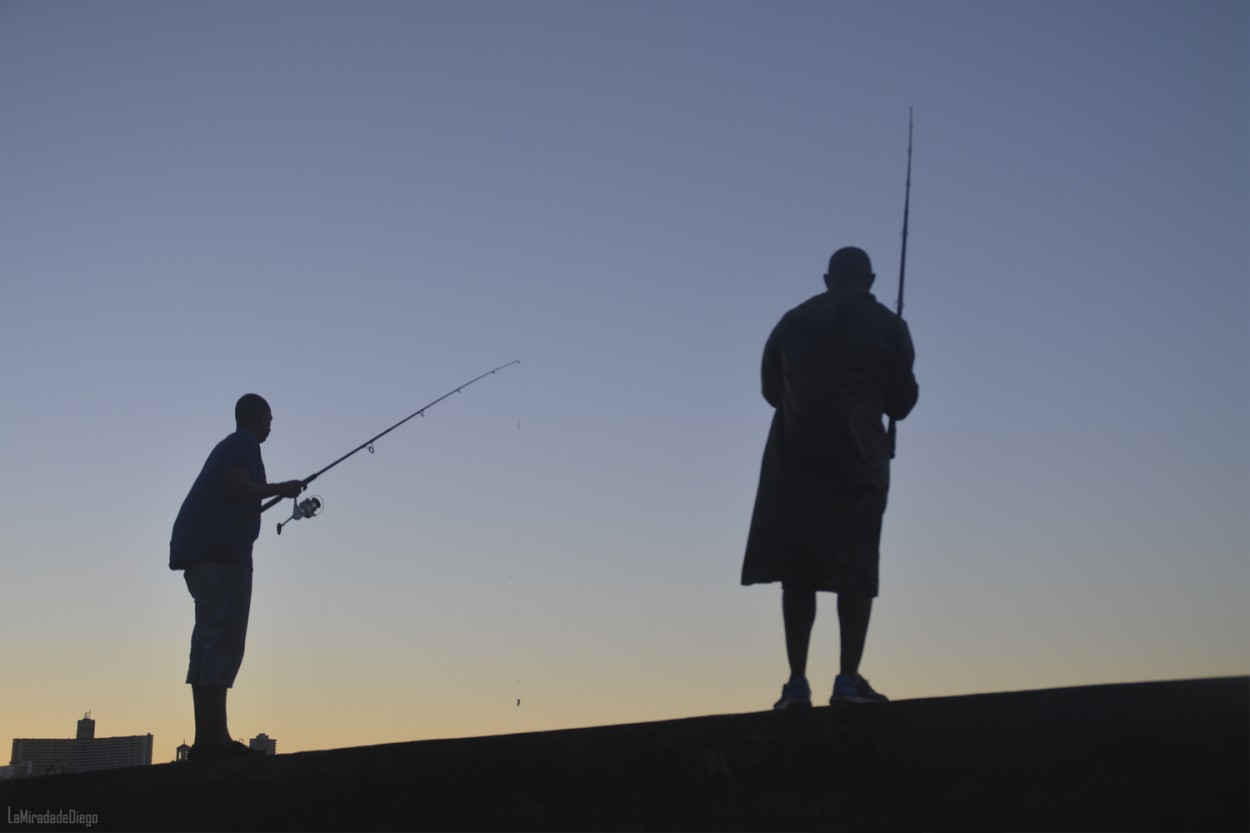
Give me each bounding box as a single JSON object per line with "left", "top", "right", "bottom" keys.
{"left": 831, "top": 673, "right": 888, "bottom": 704}
{"left": 188, "top": 740, "right": 265, "bottom": 760}
{"left": 773, "top": 678, "right": 812, "bottom": 710}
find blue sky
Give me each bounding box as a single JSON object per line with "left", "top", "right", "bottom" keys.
{"left": 1, "top": 0, "right": 1246, "bottom": 756}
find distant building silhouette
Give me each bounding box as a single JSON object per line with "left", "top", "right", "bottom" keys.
{"left": 175, "top": 741, "right": 191, "bottom": 762}
{"left": 9, "top": 714, "right": 153, "bottom": 777}
{"left": 249, "top": 733, "right": 276, "bottom": 755}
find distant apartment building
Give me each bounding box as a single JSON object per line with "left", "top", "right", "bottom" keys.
{"left": 9, "top": 714, "right": 153, "bottom": 777}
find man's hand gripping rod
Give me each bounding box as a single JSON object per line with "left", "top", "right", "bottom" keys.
{"left": 268, "top": 359, "right": 521, "bottom": 534}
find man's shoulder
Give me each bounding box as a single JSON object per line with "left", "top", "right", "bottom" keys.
{"left": 778, "top": 290, "right": 909, "bottom": 347}
{"left": 778, "top": 291, "right": 836, "bottom": 326}
{"left": 860, "top": 294, "right": 904, "bottom": 324}
{"left": 213, "top": 431, "right": 262, "bottom": 466}
{"left": 783, "top": 289, "right": 895, "bottom": 322}
{"left": 218, "top": 430, "right": 260, "bottom": 450}
{"left": 789, "top": 290, "right": 838, "bottom": 313}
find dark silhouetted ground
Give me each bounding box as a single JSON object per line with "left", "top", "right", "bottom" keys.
{"left": 2, "top": 677, "right": 1245, "bottom": 831}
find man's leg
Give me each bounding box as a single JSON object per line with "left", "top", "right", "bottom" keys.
{"left": 185, "top": 562, "right": 254, "bottom": 754}
{"left": 782, "top": 587, "right": 817, "bottom": 682}
{"left": 772, "top": 585, "right": 818, "bottom": 709}
{"left": 191, "top": 685, "right": 232, "bottom": 748}
{"left": 191, "top": 685, "right": 205, "bottom": 745}
{"left": 837, "top": 593, "right": 873, "bottom": 678}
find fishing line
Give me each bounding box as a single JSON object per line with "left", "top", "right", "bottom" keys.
{"left": 505, "top": 372, "right": 524, "bottom": 711}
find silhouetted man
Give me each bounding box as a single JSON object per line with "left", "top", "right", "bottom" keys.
{"left": 742, "top": 247, "right": 918, "bottom": 708}
{"left": 170, "top": 394, "right": 304, "bottom": 758}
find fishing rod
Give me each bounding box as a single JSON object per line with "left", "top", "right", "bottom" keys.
{"left": 271, "top": 359, "right": 521, "bottom": 534}
{"left": 887, "top": 107, "right": 913, "bottom": 460}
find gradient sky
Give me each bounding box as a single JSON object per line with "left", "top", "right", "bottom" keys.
{"left": 1, "top": 0, "right": 1246, "bottom": 759}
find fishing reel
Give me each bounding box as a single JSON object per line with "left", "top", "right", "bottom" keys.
{"left": 277, "top": 495, "right": 324, "bottom": 535}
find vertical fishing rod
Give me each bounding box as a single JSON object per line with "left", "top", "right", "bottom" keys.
{"left": 888, "top": 107, "right": 913, "bottom": 459}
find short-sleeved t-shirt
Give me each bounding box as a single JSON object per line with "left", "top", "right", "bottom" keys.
{"left": 169, "top": 431, "right": 266, "bottom": 571}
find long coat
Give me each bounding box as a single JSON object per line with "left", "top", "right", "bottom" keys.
{"left": 741, "top": 288, "right": 918, "bottom": 597}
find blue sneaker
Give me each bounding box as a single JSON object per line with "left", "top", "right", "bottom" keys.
{"left": 773, "top": 678, "right": 812, "bottom": 710}
{"left": 831, "top": 673, "right": 888, "bottom": 704}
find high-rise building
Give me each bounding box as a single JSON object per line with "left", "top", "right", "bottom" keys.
{"left": 9, "top": 714, "right": 153, "bottom": 777}
{"left": 249, "top": 733, "right": 277, "bottom": 755}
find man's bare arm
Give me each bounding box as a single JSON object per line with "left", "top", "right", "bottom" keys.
{"left": 223, "top": 467, "right": 304, "bottom": 504}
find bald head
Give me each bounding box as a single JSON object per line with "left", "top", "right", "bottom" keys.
{"left": 235, "top": 393, "right": 273, "bottom": 442}
{"left": 824, "top": 247, "right": 875, "bottom": 291}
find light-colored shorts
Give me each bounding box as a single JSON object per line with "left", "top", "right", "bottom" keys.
{"left": 184, "top": 561, "right": 253, "bottom": 687}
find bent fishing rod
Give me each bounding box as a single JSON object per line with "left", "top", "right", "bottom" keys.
{"left": 887, "top": 107, "right": 913, "bottom": 459}
{"left": 269, "top": 359, "right": 521, "bottom": 534}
